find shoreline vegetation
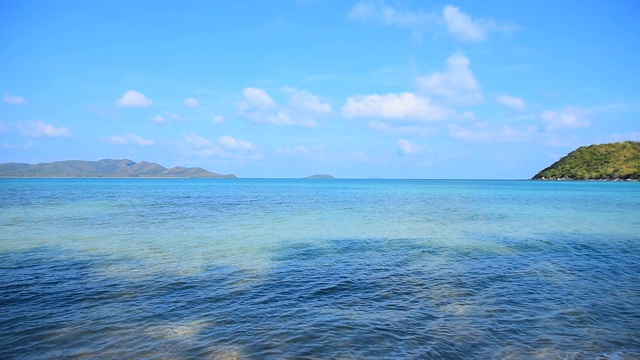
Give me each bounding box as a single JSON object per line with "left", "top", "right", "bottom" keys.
{"left": 0, "top": 159, "right": 236, "bottom": 178}
{"left": 532, "top": 141, "right": 640, "bottom": 181}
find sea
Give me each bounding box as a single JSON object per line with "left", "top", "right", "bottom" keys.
{"left": 1, "top": 178, "right": 639, "bottom": 359}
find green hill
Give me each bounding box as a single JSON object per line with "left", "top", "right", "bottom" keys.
{"left": 532, "top": 141, "right": 640, "bottom": 180}
{"left": 0, "top": 159, "right": 237, "bottom": 178}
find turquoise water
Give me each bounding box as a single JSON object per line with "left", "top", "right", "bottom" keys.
{"left": 1, "top": 179, "right": 639, "bottom": 359}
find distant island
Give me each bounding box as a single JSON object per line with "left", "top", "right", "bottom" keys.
{"left": 0, "top": 159, "right": 237, "bottom": 178}
{"left": 304, "top": 174, "right": 335, "bottom": 179}
{"left": 532, "top": 141, "right": 640, "bottom": 180}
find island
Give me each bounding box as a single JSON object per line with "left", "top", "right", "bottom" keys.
{"left": 532, "top": 141, "right": 640, "bottom": 180}
{"left": 0, "top": 159, "right": 237, "bottom": 178}
{"left": 304, "top": 174, "right": 335, "bottom": 179}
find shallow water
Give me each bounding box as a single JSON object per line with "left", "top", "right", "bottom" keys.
{"left": 1, "top": 179, "right": 639, "bottom": 359}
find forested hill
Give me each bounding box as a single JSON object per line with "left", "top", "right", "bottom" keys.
{"left": 0, "top": 159, "right": 237, "bottom": 178}
{"left": 532, "top": 141, "right": 640, "bottom": 180}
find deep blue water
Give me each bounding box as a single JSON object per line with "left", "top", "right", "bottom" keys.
{"left": 1, "top": 179, "right": 639, "bottom": 359}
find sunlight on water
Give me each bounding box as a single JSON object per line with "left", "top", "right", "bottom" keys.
{"left": 1, "top": 179, "right": 639, "bottom": 359}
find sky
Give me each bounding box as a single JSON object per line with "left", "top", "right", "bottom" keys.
{"left": 1, "top": 0, "right": 639, "bottom": 179}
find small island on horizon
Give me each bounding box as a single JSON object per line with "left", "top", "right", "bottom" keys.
{"left": 4, "top": 142, "right": 640, "bottom": 180}
{"left": 304, "top": 174, "right": 335, "bottom": 179}
{"left": 0, "top": 159, "right": 236, "bottom": 178}
{"left": 532, "top": 141, "right": 640, "bottom": 181}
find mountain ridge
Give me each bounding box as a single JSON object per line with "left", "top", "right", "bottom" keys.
{"left": 0, "top": 159, "right": 236, "bottom": 178}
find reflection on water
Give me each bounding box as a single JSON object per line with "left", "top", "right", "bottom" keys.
{"left": 0, "top": 179, "right": 639, "bottom": 359}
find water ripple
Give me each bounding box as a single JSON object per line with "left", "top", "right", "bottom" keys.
{"left": 1, "top": 179, "right": 640, "bottom": 359}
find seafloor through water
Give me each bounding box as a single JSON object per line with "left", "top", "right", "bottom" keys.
{"left": 1, "top": 179, "right": 639, "bottom": 359}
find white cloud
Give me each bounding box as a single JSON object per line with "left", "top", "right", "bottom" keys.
{"left": 348, "top": 2, "right": 518, "bottom": 42}
{"left": 184, "top": 97, "right": 199, "bottom": 108}
{"left": 242, "top": 88, "right": 276, "bottom": 110}
{"left": 182, "top": 133, "right": 221, "bottom": 158}
{"left": 442, "top": 5, "right": 519, "bottom": 42}
{"left": 417, "top": 52, "right": 483, "bottom": 105}
{"left": 183, "top": 132, "right": 212, "bottom": 149}
{"left": 449, "top": 123, "right": 537, "bottom": 143}
{"left": 342, "top": 92, "right": 452, "bottom": 121}
{"left": 3, "top": 92, "right": 27, "bottom": 105}
{"left": 236, "top": 88, "right": 294, "bottom": 126}
{"left": 347, "top": 1, "right": 436, "bottom": 27}
{"left": 212, "top": 115, "right": 225, "bottom": 124}
{"left": 348, "top": 1, "right": 377, "bottom": 20}
{"left": 153, "top": 113, "right": 181, "bottom": 124}
{"left": 442, "top": 5, "right": 485, "bottom": 41}
{"left": 396, "top": 139, "right": 423, "bottom": 156}
{"left": 17, "top": 120, "right": 73, "bottom": 138}
{"left": 496, "top": 94, "right": 525, "bottom": 110}
{"left": 218, "top": 135, "right": 254, "bottom": 151}
{"left": 107, "top": 134, "right": 154, "bottom": 146}
{"left": 283, "top": 86, "right": 332, "bottom": 114}
{"left": 236, "top": 87, "right": 331, "bottom": 127}
{"left": 117, "top": 90, "right": 153, "bottom": 107}
{"left": 541, "top": 107, "right": 590, "bottom": 129}
{"left": 181, "top": 132, "right": 260, "bottom": 159}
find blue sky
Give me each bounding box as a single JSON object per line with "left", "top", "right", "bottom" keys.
{"left": 1, "top": 0, "right": 639, "bottom": 178}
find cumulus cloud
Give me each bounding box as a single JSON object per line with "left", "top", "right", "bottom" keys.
{"left": 442, "top": 5, "right": 520, "bottom": 42}
{"left": 348, "top": 1, "right": 436, "bottom": 27}
{"left": 153, "top": 115, "right": 165, "bottom": 124}
{"left": 496, "top": 94, "right": 525, "bottom": 110}
{"left": 3, "top": 92, "right": 27, "bottom": 105}
{"left": 417, "top": 52, "right": 483, "bottom": 105}
{"left": 449, "top": 123, "right": 537, "bottom": 143}
{"left": 342, "top": 92, "right": 452, "bottom": 122}
{"left": 181, "top": 132, "right": 259, "bottom": 159}
{"left": 17, "top": 120, "right": 73, "bottom": 138}
{"left": 348, "top": 2, "right": 518, "bottom": 42}
{"left": 541, "top": 107, "right": 590, "bottom": 129}
{"left": 442, "top": 5, "right": 485, "bottom": 41}
{"left": 212, "top": 115, "right": 225, "bottom": 124}
{"left": 236, "top": 87, "right": 331, "bottom": 127}
{"left": 282, "top": 86, "right": 332, "bottom": 114}
{"left": 236, "top": 88, "right": 291, "bottom": 125}
{"left": 396, "top": 139, "right": 423, "bottom": 156}
{"left": 117, "top": 90, "right": 153, "bottom": 107}
{"left": 107, "top": 134, "right": 154, "bottom": 146}
{"left": 184, "top": 97, "right": 199, "bottom": 108}
{"left": 218, "top": 135, "right": 254, "bottom": 151}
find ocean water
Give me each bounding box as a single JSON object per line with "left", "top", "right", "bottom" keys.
{"left": 1, "top": 179, "right": 639, "bottom": 359}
